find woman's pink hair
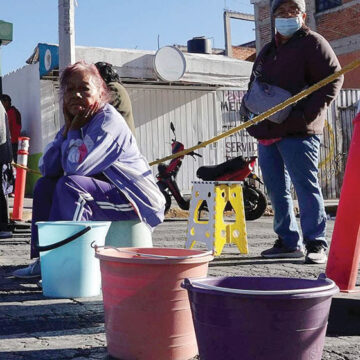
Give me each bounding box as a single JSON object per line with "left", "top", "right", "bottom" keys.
{"left": 60, "top": 60, "right": 111, "bottom": 104}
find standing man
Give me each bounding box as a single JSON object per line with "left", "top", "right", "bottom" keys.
{"left": 0, "top": 94, "right": 22, "bottom": 163}
{"left": 244, "top": 0, "right": 343, "bottom": 264}
{"left": 0, "top": 101, "right": 13, "bottom": 238}
{"left": 94, "top": 62, "right": 136, "bottom": 137}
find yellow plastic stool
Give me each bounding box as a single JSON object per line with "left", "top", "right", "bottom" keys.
{"left": 185, "top": 181, "right": 248, "bottom": 256}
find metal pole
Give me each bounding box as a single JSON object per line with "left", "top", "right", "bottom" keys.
{"left": 0, "top": 40, "right": 3, "bottom": 95}
{"left": 58, "top": 0, "right": 75, "bottom": 73}
{"left": 58, "top": 0, "right": 75, "bottom": 125}
{"left": 223, "top": 11, "right": 255, "bottom": 58}
{"left": 270, "top": 0, "right": 275, "bottom": 38}
{"left": 224, "top": 11, "right": 232, "bottom": 57}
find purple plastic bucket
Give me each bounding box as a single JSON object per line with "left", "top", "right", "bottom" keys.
{"left": 182, "top": 274, "right": 339, "bottom": 360}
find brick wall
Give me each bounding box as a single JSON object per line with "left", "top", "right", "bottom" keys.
{"left": 258, "top": 3, "right": 271, "bottom": 21}
{"left": 232, "top": 46, "right": 257, "bottom": 61}
{"left": 316, "top": 2, "right": 360, "bottom": 88}
{"left": 338, "top": 50, "right": 360, "bottom": 89}
{"left": 316, "top": 4, "right": 360, "bottom": 41}
{"left": 258, "top": 3, "right": 272, "bottom": 48}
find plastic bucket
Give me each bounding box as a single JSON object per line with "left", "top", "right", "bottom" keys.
{"left": 182, "top": 275, "right": 339, "bottom": 360}
{"left": 105, "top": 220, "right": 152, "bottom": 247}
{"left": 95, "top": 247, "right": 214, "bottom": 360}
{"left": 37, "top": 221, "right": 111, "bottom": 298}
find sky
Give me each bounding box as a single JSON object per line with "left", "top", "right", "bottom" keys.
{"left": 0, "top": 0, "right": 255, "bottom": 76}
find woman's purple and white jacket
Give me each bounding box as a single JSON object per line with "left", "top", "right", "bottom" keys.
{"left": 38, "top": 103, "right": 165, "bottom": 228}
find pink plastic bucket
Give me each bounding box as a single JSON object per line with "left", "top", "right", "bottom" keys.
{"left": 95, "top": 247, "right": 213, "bottom": 360}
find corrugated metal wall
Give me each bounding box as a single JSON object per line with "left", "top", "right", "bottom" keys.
{"left": 3, "top": 64, "right": 43, "bottom": 154}
{"left": 127, "top": 85, "right": 359, "bottom": 199}
{"left": 217, "top": 88, "right": 360, "bottom": 199}
{"left": 127, "top": 84, "right": 224, "bottom": 194}
{"left": 319, "top": 89, "right": 360, "bottom": 199}
{"left": 214, "top": 88, "right": 360, "bottom": 200}
{"left": 217, "top": 89, "right": 258, "bottom": 159}
{"left": 40, "top": 80, "right": 60, "bottom": 151}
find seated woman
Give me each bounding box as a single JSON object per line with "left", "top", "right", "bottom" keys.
{"left": 13, "top": 61, "right": 165, "bottom": 278}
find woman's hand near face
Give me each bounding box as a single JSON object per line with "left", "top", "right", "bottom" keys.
{"left": 68, "top": 102, "right": 100, "bottom": 131}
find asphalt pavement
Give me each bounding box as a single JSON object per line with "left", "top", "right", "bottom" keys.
{"left": 0, "top": 200, "right": 360, "bottom": 360}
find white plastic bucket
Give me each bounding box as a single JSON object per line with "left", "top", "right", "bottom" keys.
{"left": 37, "top": 221, "right": 111, "bottom": 298}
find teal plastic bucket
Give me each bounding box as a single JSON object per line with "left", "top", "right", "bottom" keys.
{"left": 37, "top": 221, "right": 111, "bottom": 298}
{"left": 105, "top": 220, "right": 152, "bottom": 247}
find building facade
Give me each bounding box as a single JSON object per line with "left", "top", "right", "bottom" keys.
{"left": 251, "top": 0, "right": 360, "bottom": 88}
{"left": 3, "top": 44, "right": 253, "bottom": 195}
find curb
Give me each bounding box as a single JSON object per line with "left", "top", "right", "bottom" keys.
{"left": 328, "top": 291, "right": 360, "bottom": 335}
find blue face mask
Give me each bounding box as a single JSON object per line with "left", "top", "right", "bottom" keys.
{"left": 275, "top": 16, "right": 302, "bottom": 37}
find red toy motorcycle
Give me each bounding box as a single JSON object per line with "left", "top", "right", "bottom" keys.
{"left": 156, "top": 122, "right": 267, "bottom": 220}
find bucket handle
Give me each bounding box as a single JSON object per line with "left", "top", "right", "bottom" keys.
{"left": 37, "top": 226, "right": 92, "bottom": 252}
{"left": 184, "top": 277, "right": 337, "bottom": 295}
{"left": 94, "top": 245, "right": 214, "bottom": 259}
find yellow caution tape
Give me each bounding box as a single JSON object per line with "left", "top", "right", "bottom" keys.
{"left": 318, "top": 119, "right": 335, "bottom": 170}
{"left": 149, "top": 57, "right": 360, "bottom": 166}
{"left": 12, "top": 162, "right": 42, "bottom": 175}
{"left": 11, "top": 58, "right": 360, "bottom": 174}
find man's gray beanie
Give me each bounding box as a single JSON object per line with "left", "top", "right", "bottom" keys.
{"left": 271, "top": 0, "right": 306, "bottom": 14}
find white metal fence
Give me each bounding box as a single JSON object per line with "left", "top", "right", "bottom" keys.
{"left": 128, "top": 85, "right": 359, "bottom": 199}
{"left": 217, "top": 88, "right": 360, "bottom": 200}
{"left": 318, "top": 89, "right": 360, "bottom": 199}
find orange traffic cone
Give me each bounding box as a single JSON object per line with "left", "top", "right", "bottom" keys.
{"left": 326, "top": 112, "right": 360, "bottom": 292}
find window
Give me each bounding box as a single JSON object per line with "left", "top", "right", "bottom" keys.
{"left": 316, "top": 0, "right": 342, "bottom": 12}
